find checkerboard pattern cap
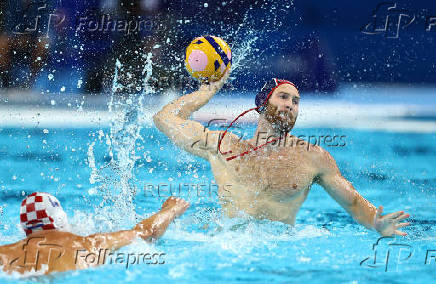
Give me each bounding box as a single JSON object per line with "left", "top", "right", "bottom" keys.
{"left": 255, "top": 78, "right": 298, "bottom": 113}
{"left": 20, "top": 192, "right": 69, "bottom": 236}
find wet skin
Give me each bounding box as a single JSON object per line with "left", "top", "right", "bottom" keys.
{"left": 0, "top": 197, "right": 189, "bottom": 275}
{"left": 153, "top": 69, "right": 410, "bottom": 237}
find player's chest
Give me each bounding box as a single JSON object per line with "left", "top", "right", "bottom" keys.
{"left": 212, "top": 151, "right": 316, "bottom": 192}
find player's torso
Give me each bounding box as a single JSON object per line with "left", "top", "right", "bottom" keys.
{"left": 208, "top": 139, "right": 319, "bottom": 224}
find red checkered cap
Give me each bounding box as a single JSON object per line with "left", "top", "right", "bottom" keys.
{"left": 20, "top": 192, "right": 69, "bottom": 236}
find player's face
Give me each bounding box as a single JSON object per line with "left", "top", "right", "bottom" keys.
{"left": 264, "top": 84, "right": 300, "bottom": 133}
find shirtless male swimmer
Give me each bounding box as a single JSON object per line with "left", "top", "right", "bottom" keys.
{"left": 0, "top": 192, "right": 189, "bottom": 274}
{"left": 153, "top": 68, "right": 410, "bottom": 237}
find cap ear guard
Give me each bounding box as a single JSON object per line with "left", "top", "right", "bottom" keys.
{"left": 217, "top": 78, "right": 297, "bottom": 161}
{"left": 255, "top": 78, "right": 298, "bottom": 113}
{"left": 255, "top": 79, "right": 277, "bottom": 113}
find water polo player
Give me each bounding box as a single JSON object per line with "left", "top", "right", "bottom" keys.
{"left": 153, "top": 68, "right": 410, "bottom": 237}
{"left": 0, "top": 193, "right": 189, "bottom": 274}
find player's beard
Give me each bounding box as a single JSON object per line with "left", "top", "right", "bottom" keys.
{"left": 263, "top": 103, "right": 296, "bottom": 134}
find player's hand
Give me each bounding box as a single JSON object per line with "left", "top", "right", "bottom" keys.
{"left": 161, "top": 196, "right": 190, "bottom": 217}
{"left": 199, "top": 67, "right": 231, "bottom": 94}
{"left": 373, "top": 205, "right": 410, "bottom": 236}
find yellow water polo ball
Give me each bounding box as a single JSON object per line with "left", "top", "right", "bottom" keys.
{"left": 185, "top": 35, "right": 232, "bottom": 82}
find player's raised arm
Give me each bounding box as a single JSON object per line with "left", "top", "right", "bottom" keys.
{"left": 153, "top": 69, "right": 232, "bottom": 160}
{"left": 314, "top": 149, "right": 410, "bottom": 236}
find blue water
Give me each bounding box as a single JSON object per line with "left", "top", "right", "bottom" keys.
{"left": 0, "top": 126, "right": 435, "bottom": 283}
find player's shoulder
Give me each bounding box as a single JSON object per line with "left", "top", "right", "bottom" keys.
{"left": 204, "top": 129, "right": 244, "bottom": 154}
{"left": 289, "top": 134, "right": 312, "bottom": 149}
{"left": 285, "top": 134, "right": 324, "bottom": 155}
{"left": 45, "top": 231, "right": 86, "bottom": 245}
{"left": 301, "top": 142, "right": 337, "bottom": 168}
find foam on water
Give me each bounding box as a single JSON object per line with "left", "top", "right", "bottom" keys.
{"left": 86, "top": 53, "right": 154, "bottom": 230}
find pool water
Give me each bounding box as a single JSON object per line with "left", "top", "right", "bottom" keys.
{"left": 0, "top": 126, "right": 435, "bottom": 283}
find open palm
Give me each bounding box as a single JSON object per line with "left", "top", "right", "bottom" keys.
{"left": 374, "top": 205, "right": 410, "bottom": 236}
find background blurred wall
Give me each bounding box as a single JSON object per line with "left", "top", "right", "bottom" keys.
{"left": 0, "top": 0, "right": 435, "bottom": 94}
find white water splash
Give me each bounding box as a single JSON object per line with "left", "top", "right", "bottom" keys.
{"left": 87, "top": 53, "right": 154, "bottom": 230}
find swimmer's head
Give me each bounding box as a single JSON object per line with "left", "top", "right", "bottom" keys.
{"left": 20, "top": 192, "right": 70, "bottom": 236}
{"left": 255, "top": 78, "right": 300, "bottom": 133}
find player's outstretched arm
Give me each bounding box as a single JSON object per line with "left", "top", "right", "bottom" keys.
{"left": 134, "top": 197, "right": 190, "bottom": 240}
{"left": 84, "top": 197, "right": 190, "bottom": 251}
{"left": 315, "top": 149, "right": 410, "bottom": 236}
